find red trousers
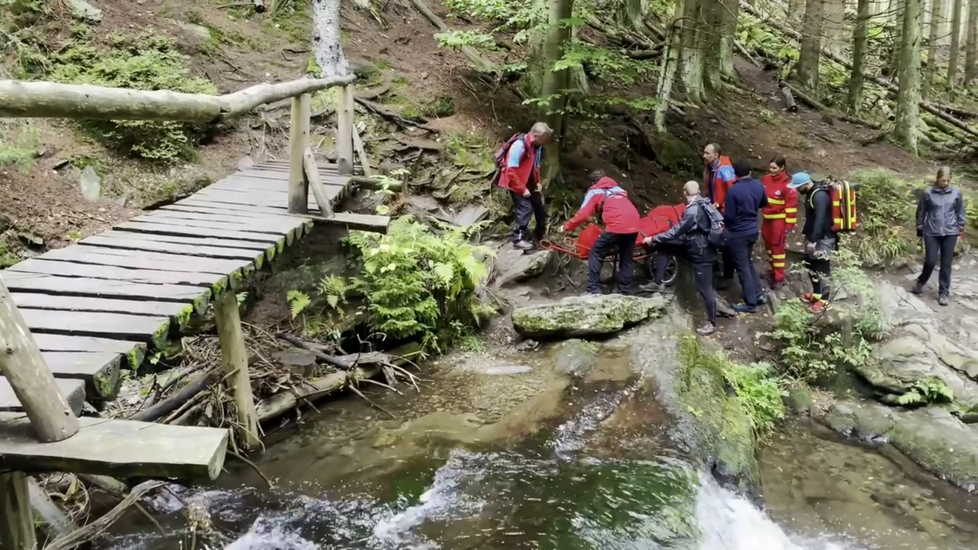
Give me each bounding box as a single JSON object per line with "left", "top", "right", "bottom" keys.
{"left": 761, "top": 219, "right": 787, "bottom": 282}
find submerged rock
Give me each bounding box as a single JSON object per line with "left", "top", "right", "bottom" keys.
{"left": 551, "top": 339, "right": 597, "bottom": 377}
{"left": 511, "top": 293, "right": 668, "bottom": 339}
{"left": 825, "top": 400, "right": 978, "bottom": 492}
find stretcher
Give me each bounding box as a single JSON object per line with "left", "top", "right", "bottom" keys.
{"left": 542, "top": 204, "right": 685, "bottom": 286}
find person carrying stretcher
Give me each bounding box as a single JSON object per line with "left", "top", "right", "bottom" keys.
{"left": 561, "top": 171, "right": 641, "bottom": 295}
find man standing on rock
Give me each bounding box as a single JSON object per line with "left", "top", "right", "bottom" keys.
{"left": 644, "top": 181, "right": 719, "bottom": 336}
{"left": 499, "top": 122, "right": 553, "bottom": 251}
{"left": 724, "top": 159, "right": 768, "bottom": 313}
{"left": 562, "top": 170, "right": 641, "bottom": 295}
{"left": 788, "top": 172, "right": 835, "bottom": 313}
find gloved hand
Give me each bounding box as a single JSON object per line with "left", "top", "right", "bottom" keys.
{"left": 643, "top": 236, "right": 656, "bottom": 247}
{"left": 916, "top": 227, "right": 923, "bottom": 237}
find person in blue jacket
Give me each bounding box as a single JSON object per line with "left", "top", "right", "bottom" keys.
{"left": 724, "top": 158, "right": 768, "bottom": 313}
{"left": 912, "top": 166, "right": 966, "bottom": 306}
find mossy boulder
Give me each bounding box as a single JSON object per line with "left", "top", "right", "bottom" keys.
{"left": 824, "top": 400, "right": 978, "bottom": 492}
{"left": 512, "top": 294, "right": 668, "bottom": 339}
{"left": 629, "top": 307, "right": 759, "bottom": 492}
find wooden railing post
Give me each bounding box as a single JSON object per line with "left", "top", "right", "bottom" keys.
{"left": 213, "top": 291, "right": 260, "bottom": 450}
{"left": 288, "top": 93, "right": 311, "bottom": 214}
{"left": 336, "top": 84, "right": 355, "bottom": 175}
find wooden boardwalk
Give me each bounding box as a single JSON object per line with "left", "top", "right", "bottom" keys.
{"left": 0, "top": 160, "right": 359, "bottom": 412}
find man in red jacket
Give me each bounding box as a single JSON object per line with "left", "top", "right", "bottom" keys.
{"left": 498, "top": 122, "right": 553, "bottom": 250}
{"left": 562, "top": 171, "right": 642, "bottom": 294}
{"left": 760, "top": 156, "right": 798, "bottom": 289}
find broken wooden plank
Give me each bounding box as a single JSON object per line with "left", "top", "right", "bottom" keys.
{"left": 20, "top": 309, "right": 172, "bottom": 346}
{"left": 79, "top": 236, "right": 267, "bottom": 265}
{"left": 12, "top": 294, "right": 188, "bottom": 319}
{"left": 0, "top": 379, "right": 85, "bottom": 416}
{"left": 31, "top": 335, "right": 145, "bottom": 367}
{"left": 0, "top": 272, "right": 209, "bottom": 311}
{"left": 303, "top": 212, "right": 391, "bottom": 233}
{"left": 8, "top": 259, "right": 226, "bottom": 289}
{"left": 0, "top": 414, "right": 228, "bottom": 480}
{"left": 41, "top": 352, "right": 122, "bottom": 401}
{"left": 40, "top": 246, "right": 255, "bottom": 277}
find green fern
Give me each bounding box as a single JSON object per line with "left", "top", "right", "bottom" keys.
{"left": 286, "top": 290, "right": 311, "bottom": 319}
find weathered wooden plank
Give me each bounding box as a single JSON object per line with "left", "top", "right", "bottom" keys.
{"left": 314, "top": 212, "right": 391, "bottom": 232}
{"left": 79, "top": 236, "right": 266, "bottom": 265}
{"left": 115, "top": 222, "right": 285, "bottom": 244}
{"left": 32, "top": 335, "right": 145, "bottom": 367}
{"left": 218, "top": 175, "right": 349, "bottom": 191}
{"left": 255, "top": 160, "right": 360, "bottom": 175}
{"left": 20, "top": 309, "right": 171, "bottom": 345}
{"left": 99, "top": 228, "right": 285, "bottom": 251}
{"left": 175, "top": 198, "right": 310, "bottom": 216}
{"left": 138, "top": 210, "right": 307, "bottom": 233}
{"left": 12, "top": 294, "right": 188, "bottom": 319}
{"left": 1, "top": 272, "right": 208, "bottom": 309}
{"left": 181, "top": 190, "right": 317, "bottom": 210}
{"left": 0, "top": 378, "right": 85, "bottom": 416}
{"left": 42, "top": 246, "right": 255, "bottom": 276}
{"left": 41, "top": 352, "right": 121, "bottom": 401}
{"left": 161, "top": 203, "right": 300, "bottom": 220}
{"left": 0, "top": 414, "right": 229, "bottom": 480}
{"left": 9, "top": 259, "right": 225, "bottom": 288}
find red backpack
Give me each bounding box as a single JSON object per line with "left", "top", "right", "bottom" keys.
{"left": 489, "top": 133, "right": 525, "bottom": 189}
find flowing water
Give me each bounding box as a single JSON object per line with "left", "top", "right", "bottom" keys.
{"left": 97, "top": 347, "right": 978, "bottom": 550}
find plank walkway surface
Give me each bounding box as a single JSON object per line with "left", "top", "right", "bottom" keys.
{"left": 0, "top": 161, "right": 359, "bottom": 411}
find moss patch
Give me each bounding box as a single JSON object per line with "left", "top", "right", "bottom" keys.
{"left": 125, "top": 345, "right": 146, "bottom": 369}
{"left": 92, "top": 369, "right": 120, "bottom": 399}
{"left": 176, "top": 304, "right": 195, "bottom": 328}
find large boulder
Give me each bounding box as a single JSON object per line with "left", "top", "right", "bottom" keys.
{"left": 493, "top": 249, "right": 554, "bottom": 288}
{"left": 824, "top": 400, "right": 978, "bottom": 492}
{"left": 511, "top": 294, "right": 668, "bottom": 339}
{"left": 551, "top": 339, "right": 597, "bottom": 377}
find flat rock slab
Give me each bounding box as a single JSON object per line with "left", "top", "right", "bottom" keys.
{"left": 825, "top": 400, "right": 978, "bottom": 492}
{"left": 0, "top": 414, "right": 228, "bottom": 480}
{"left": 0, "top": 378, "right": 85, "bottom": 416}
{"left": 511, "top": 294, "right": 669, "bottom": 339}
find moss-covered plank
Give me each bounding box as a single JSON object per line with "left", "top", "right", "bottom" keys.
{"left": 20, "top": 309, "right": 172, "bottom": 348}
{"left": 0, "top": 378, "right": 86, "bottom": 416}
{"left": 41, "top": 352, "right": 122, "bottom": 402}
{"left": 114, "top": 222, "right": 283, "bottom": 244}
{"left": 8, "top": 259, "right": 224, "bottom": 288}
{"left": 42, "top": 245, "right": 255, "bottom": 277}
{"left": 80, "top": 235, "right": 264, "bottom": 262}
{"left": 1, "top": 272, "right": 207, "bottom": 310}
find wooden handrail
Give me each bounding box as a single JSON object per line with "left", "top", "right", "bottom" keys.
{"left": 0, "top": 75, "right": 355, "bottom": 122}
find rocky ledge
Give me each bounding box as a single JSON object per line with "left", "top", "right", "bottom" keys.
{"left": 511, "top": 293, "right": 669, "bottom": 339}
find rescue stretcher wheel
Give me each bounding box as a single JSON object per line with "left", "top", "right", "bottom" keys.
{"left": 644, "top": 253, "right": 679, "bottom": 287}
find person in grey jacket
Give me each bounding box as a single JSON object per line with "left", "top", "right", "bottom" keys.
{"left": 913, "top": 166, "right": 966, "bottom": 306}
{"left": 644, "top": 181, "right": 718, "bottom": 336}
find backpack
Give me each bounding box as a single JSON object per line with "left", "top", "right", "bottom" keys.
{"left": 825, "top": 177, "right": 858, "bottom": 233}
{"left": 699, "top": 202, "right": 729, "bottom": 248}
{"left": 489, "top": 133, "right": 525, "bottom": 189}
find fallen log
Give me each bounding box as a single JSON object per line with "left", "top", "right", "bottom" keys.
{"left": 409, "top": 0, "right": 497, "bottom": 73}
{"left": 275, "top": 333, "right": 399, "bottom": 370}
{"left": 128, "top": 369, "right": 218, "bottom": 423}
{"left": 780, "top": 81, "right": 882, "bottom": 129}
{"left": 0, "top": 75, "right": 355, "bottom": 122}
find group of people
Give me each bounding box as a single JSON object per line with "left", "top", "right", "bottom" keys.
{"left": 494, "top": 124, "right": 967, "bottom": 336}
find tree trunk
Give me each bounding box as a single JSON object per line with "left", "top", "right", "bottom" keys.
{"left": 797, "top": 0, "right": 825, "bottom": 88}
{"left": 702, "top": 0, "right": 723, "bottom": 91}
{"left": 681, "top": 0, "right": 707, "bottom": 102}
{"left": 618, "top": 0, "right": 651, "bottom": 33}
{"left": 312, "top": 0, "right": 349, "bottom": 78}
{"left": 823, "top": 0, "right": 847, "bottom": 56}
{"left": 539, "top": 0, "right": 574, "bottom": 188}
{"left": 893, "top": 0, "right": 923, "bottom": 153}
{"left": 947, "top": 0, "right": 963, "bottom": 87}
{"left": 718, "top": 0, "right": 739, "bottom": 79}
{"left": 922, "top": 0, "right": 944, "bottom": 98}
{"left": 787, "top": 0, "right": 807, "bottom": 26}
{"left": 848, "top": 0, "right": 871, "bottom": 112}
{"left": 966, "top": 0, "right": 978, "bottom": 83}
{"left": 888, "top": 0, "right": 905, "bottom": 73}
{"left": 655, "top": 0, "right": 687, "bottom": 133}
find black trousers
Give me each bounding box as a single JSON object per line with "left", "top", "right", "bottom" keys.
{"left": 510, "top": 191, "right": 547, "bottom": 243}
{"left": 803, "top": 254, "right": 831, "bottom": 299}
{"left": 588, "top": 231, "right": 638, "bottom": 293}
{"left": 654, "top": 241, "right": 686, "bottom": 284}
{"left": 918, "top": 234, "right": 957, "bottom": 296}
{"left": 692, "top": 260, "right": 718, "bottom": 325}
{"left": 727, "top": 233, "right": 763, "bottom": 306}
{"left": 718, "top": 246, "right": 734, "bottom": 280}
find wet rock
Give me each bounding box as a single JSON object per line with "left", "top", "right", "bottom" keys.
{"left": 824, "top": 400, "right": 978, "bottom": 492}
{"left": 78, "top": 166, "right": 101, "bottom": 202}
{"left": 551, "top": 339, "right": 597, "bottom": 377}
{"left": 493, "top": 249, "right": 554, "bottom": 288}
{"left": 784, "top": 381, "right": 813, "bottom": 416}
{"left": 511, "top": 293, "right": 668, "bottom": 339}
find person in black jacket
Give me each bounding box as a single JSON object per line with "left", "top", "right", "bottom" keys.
{"left": 787, "top": 172, "right": 834, "bottom": 313}
{"left": 644, "top": 181, "right": 719, "bottom": 336}
{"left": 912, "top": 166, "right": 966, "bottom": 306}
{"left": 724, "top": 159, "right": 769, "bottom": 313}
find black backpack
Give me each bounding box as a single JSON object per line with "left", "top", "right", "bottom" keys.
{"left": 699, "top": 202, "right": 728, "bottom": 249}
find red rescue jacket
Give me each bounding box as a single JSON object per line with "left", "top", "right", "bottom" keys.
{"left": 761, "top": 171, "right": 799, "bottom": 230}
{"left": 499, "top": 134, "right": 541, "bottom": 195}
{"left": 564, "top": 177, "right": 641, "bottom": 234}
{"left": 703, "top": 155, "right": 735, "bottom": 211}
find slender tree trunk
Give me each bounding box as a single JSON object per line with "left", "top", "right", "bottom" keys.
{"left": 718, "top": 0, "right": 739, "bottom": 79}
{"left": 681, "top": 0, "right": 706, "bottom": 102}
{"left": 848, "top": 0, "right": 871, "bottom": 112}
{"left": 888, "top": 0, "right": 905, "bottom": 73}
{"left": 922, "top": 0, "right": 944, "bottom": 98}
{"left": 312, "top": 0, "right": 349, "bottom": 78}
{"left": 966, "top": 0, "right": 978, "bottom": 83}
{"left": 947, "top": 0, "right": 963, "bottom": 87}
{"left": 788, "top": 0, "right": 807, "bottom": 25}
{"left": 823, "top": 0, "right": 847, "bottom": 56}
{"left": 893, "top": 0, "right": 922, "bottom": 153}
{"left": 702, "top": 0, "right": 724, "bottom": 90}
{"left": 539, "top": 0, "right": 574, "bottom": 187}
{"left": 655, "top": 0, "right": 687, "bottom": 133}
{"left": 618, "top": 0, "right": 652, "bottom": 34}
{"left": 797, "top": 0, "right": 825, "bottom": 89}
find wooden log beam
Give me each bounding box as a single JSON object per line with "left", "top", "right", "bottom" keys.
{"left": 303, "top": 147, "right": 336, "bottom": 218}
{"left": 336, "top": 84, "right": 355, "bottom": 176}
{"left": 212, "top": 292, "right": 259, "bottom": 449}
{"left": 351, "top": 124, "right": 374, "bottom": 177}
{"left": 0, "top": 280, "right": 80, "bottom": 443}
{"left": 0, "top": 472, "right": 35, "bottom": 550}
{"left": 288, "top": 94, "right": 311, "bottom": 214}
{"left": 0, "top": 75, "right": 355, "bottom": 122}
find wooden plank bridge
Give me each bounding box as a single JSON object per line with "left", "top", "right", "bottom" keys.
{"left": 0, "top": 75, "right": 389, "bottom": 547}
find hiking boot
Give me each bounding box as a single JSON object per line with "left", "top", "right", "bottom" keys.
{"left": 800, "top": 292, "right": 816, "bottom": 303}
{"left": 809, "top": 300, "right": 828, "bottom": 313}
{"left": 910, "top": 282, "right": 924, "bottom": 295}
{"left": 697, "top": 323, "right": 717, "bottom": 336}
{"left": 639, "top": 282, "right": 665, "bottom": 293}
{"left": 938, "top": 294, "right": 949, "bottom": 306}
{"left": 732, "top": 303, "right": 758, "bottom": 314}
{"left": 514, "top": 240, "right": 534, "bottom": 251}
